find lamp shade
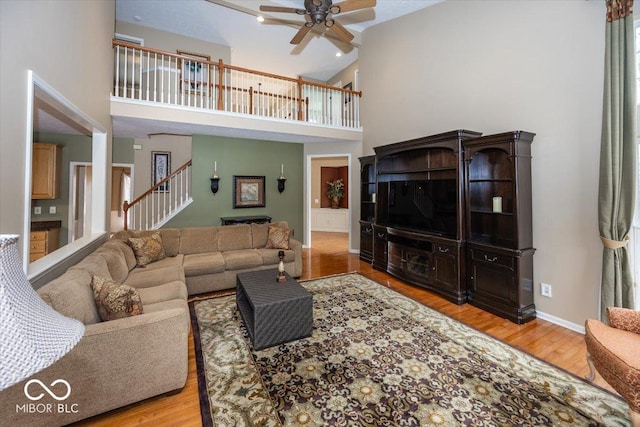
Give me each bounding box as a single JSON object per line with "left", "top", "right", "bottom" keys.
{"left": 0, "top": 235, "right": 84, "bottom": 391}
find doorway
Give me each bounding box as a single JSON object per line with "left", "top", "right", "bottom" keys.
{"left": 306, "top": 154, "right": 351, "bottom": 249}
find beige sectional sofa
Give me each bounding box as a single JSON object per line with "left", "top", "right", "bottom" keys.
{"left": 0, "top": 222, "right": 301, "bottom": 426}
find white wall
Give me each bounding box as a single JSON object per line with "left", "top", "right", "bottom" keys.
{"left": 0, "top": 1, "right": 114, "bottom": 255}
{"left": 359, "top": 0, "right": 606, "bottom": 327}
{"left": 115, "top": 21, "right": 231, "bottom": 63}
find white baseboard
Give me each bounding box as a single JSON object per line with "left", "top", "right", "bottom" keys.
{"left": 536, "top": 310, "right": 585, "bottom": 335}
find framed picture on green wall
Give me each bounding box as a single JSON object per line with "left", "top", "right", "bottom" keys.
{"left": 233, "top": 176, "right": 265, "bottom": 208}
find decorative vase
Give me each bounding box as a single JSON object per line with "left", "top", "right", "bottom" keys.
{"left": 331, "top": 196, "right": 341, "bottom": 209}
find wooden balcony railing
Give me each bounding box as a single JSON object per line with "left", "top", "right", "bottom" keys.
{"left": 123, "top": 160, "right": 192, "bottom": 231}
{"left": 113, "top": 40, "right": 362, "bottom": 128}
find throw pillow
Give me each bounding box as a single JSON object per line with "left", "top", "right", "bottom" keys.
{"left": 128, "top": 233, "right": 166, "bottom": 266}
{"left": 91, "top": 275, "right": 143, "bottom": 321}
{"left": 265, "top": 225, "right": 292, "bottom": 250}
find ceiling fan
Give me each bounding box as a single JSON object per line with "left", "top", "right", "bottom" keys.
{"left": 259, "top": 0, "right": 376, "bottom": 45}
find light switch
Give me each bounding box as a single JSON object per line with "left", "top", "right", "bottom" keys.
{"left": 314, "top": 199, "right": 319, "bottom": 204}
{"left": 49, "top": 206, "right": 57, "bottom": 214}
{"left": 34, "top": 207, "right": 41, "bottom": 215}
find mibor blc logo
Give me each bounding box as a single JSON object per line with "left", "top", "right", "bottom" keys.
{"left": 15, "top": 379, "right": 79, "bottom": 414}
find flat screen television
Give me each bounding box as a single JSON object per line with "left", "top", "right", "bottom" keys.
{"left": 385, "top": 179, "right": 457, "bottom": 237}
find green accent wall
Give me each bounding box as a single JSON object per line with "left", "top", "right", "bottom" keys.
{"left": 113, "top": 137, "right": 135, "bottom": 164}
{"left": 164, "top": 136, "right": 304, "bottom": 236}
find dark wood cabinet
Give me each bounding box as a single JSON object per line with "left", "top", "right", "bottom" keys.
{"left": 359, "top": 221, "right": 374, "bottom": 263}
{"left": 464, "top": 131, "right": 536, "bottom": 323}
{"left": 387, "top": 228, "right": 466, "bottom": 304}
{"left": 372, "top": 224, "right": 388, "bottom": 271}
{"left": 359, "top": 156, "right": 376, "bottom": 263}
{"left": 467, "top": 244, "right": 535, "bottom": 323}
{"left": 373, "top": 130, "right": 480, "bottom": 304}
{"left": 358, "top": 129, "right": 534, "bottom": 323}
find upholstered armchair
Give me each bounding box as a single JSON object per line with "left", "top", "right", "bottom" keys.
{"left": 585, "top": 307, "right": 640, "bottom": 427}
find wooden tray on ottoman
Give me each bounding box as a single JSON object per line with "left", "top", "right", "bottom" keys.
{"left": 236, "top": 269, "right": 313, "bottom": 350}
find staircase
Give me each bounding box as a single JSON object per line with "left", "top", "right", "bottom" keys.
{"left": 123, "top": 160, "right": 193, "bottom": 230}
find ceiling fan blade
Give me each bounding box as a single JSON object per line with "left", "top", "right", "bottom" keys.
{"left": 259, "top": 5, "right": 304, "bottom": 14}
{"left": 328, "top": 19, "right": 354, "bottom": 43}
{"left": 333, "top": 0, "right": 376, "bottom": 14}
{"left": 291, "top": 24, "right": 313, "bottom": 44}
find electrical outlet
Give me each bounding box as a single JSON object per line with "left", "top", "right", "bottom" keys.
{"left": 49, "top": 206, "right": 57, "bottom": 214}
{"left": 540, "top": 282, "right": 552, "bottom": 298}
{"left": 34, "top": 206, "right": 41, "bottom": 215}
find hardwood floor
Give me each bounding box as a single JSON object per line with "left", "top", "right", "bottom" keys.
{"left": 75, "top": 232, "right": 614, "bottom": 426}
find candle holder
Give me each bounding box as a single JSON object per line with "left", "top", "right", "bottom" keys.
{"left": 277, "top": 250, "right": 286, "bottom": 283}
{"left": 277, "top": 176, "right": 286, "bottom": 193}
{"left": 210, "top": 176, "right": 220, "bottom": 194}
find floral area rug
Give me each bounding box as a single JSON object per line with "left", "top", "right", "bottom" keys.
{"left": 189, "top": 273, "right": 630, "bottom": 426}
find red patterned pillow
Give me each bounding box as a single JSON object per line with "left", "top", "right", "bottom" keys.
{"left": 128, "top": 233, "right": 166, "bottom": 266}
{"left": 607, "top": 307, "right": 640, "bottom": 335}
{"left": 265, "top": 225, "right": 292, "bottom": 250}
{"left": 91, "top": 275, "right": 143, "bottom": 321}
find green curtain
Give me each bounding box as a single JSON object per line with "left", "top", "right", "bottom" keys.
{"left": 598, "top": 0, "right": 636, "bottom": 320}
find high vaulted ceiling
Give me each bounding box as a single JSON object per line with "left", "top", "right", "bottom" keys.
{"left": 115, "top": 0, "right": 441, "bottom": 82}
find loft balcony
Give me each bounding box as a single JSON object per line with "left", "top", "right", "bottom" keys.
{"left": 110, "top": 41, "right": 363, "bottom": 143}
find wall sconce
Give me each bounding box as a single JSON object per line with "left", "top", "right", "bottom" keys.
{"left": 277, "top": 164, "right": 286, "bottom": 193}
{"left": 210, "top": 161, "right": 220, "bottom": 195}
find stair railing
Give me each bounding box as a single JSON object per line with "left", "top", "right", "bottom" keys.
{"left": 123, "top": 160, "right": 192, "bottom": 231}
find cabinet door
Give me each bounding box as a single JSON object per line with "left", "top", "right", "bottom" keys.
{"left": 469, "top": 259, "right": 515, "bottom": 306}
{"left": 373, "top": 227, "right": 388, "bottom": 270}
{"left": 387, "top": 242, "right": 404, "bottom": 276}
{"left": 359, "top": 223, "right": 373, "bottom": 262}
{"left": 468, "top": 248, "right": 517, "bottom": 306}
{"left": 32, "top": 143, "right": 61, "bottom": 199}
{"left": 404, "top": 247, "right": 431, "bottom": 283}
{"left": 432, "top": 244, "right": 458, "bottom": 291}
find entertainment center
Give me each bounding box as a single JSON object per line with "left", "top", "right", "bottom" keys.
{"left": 359, "top": 129, "right": 536, "bottom": 323}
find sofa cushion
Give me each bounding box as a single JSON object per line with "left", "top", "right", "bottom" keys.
{"left": 104, "top": 238, "right": 138, "bottom": 272}
{"left": 132, "top": 254, "right": 184, "bottom": 271}
{"left": 37, "top": 269, "right": 101, "bottom": 325}
{"left": 125, "top": 228, "right": 181, "bottom": 257}
{"left": 251, "top": 223, "right": 270, "bottom": 248}
{"left": 124, "top": 264, "right": 186, "bottom": 289}
{"left": 183, "top": 252, "right": 225, "bottom": 276}
{"left": 265, "top": 224, "right": 292, "bottom": 250}
{"left": 137, "top": 281, "right": 188, "bottom": 305}
{"left": 128, "top": 233, "right": 166, "bottom": 266}
{"left": 222, "top": 249, "right": 263, "bottom": 270}
{"left": 258, "top": 248, "right": 296, "bottom": 265}
{"left": 180, "top": 227, "right": 218, "bottom": 254}
{"left": 91, "top": 275, "right": 144, "bottom": 321}
{"left": 69, "top": 253, "right": 113, "bottom": 281}
{"left": 218, "top": 224, "right": 252, "bottom": 252}
{"left": 143, "top": 298, "right": 189, "bottom": 316}
{"left": 94, "top": 242, "right": 130, "bottom": 283}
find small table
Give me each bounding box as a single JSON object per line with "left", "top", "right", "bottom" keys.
{"left": 236, "top": 269, "right": 313, "bottom": 350}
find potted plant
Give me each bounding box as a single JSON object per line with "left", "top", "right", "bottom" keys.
{"left": 326, "top": 178, "right": 345, "bottom": 209}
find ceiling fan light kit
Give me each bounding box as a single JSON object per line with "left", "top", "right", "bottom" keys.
{"left": 259, "top": 0, "right": 376, "bottom": 46}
